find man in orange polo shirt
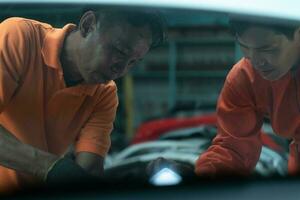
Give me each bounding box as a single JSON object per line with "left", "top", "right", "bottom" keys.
{"left": 195, "top": 18, "right": 300, "bottom": 176}
{"left": 0, "top": 8, "right": 165, "bottom": 191}
{"left": 149, "top": 18, "right": 300, "bottom": 178}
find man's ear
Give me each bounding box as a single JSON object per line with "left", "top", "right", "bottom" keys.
{"left": 79, "top": 11, "right": 97, "bottom": 37}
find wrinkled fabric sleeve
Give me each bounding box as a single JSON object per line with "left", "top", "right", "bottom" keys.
{"left": 0, "top": 18, "right": 30, "bottom": 113}
{"left": 75, "top": 83, "right": 119, "bottom": 157}
{"left": 195, "top": 76, "right": 264, "bottom": 176}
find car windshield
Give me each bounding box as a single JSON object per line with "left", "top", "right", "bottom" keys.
{"left": 1, "top": 0, "right": 300, "bottom": 199}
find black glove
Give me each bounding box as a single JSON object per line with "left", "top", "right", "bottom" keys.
{"left": 45, "top": 157, "right": 94, "bottom": 185}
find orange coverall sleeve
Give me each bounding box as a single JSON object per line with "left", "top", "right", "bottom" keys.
{"left": 195, "top": 77, "right": 264, "bottom": 176}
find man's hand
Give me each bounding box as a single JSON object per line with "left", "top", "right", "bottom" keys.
{"left": 0, "top": 125, "right": 102, "bottom": 182}
{"left": 45, "top": 157, "right": 95, "bottom": 184}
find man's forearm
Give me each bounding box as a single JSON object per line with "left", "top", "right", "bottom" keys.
{"left": 0, "top": 126, "right": 58, "bottom": 178}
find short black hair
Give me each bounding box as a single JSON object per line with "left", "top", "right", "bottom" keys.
{"left": 229, "top": 16, "right": 299, "bottom": 40}
{"left": 84, "top": 7, "right": 167, "bottom": 49}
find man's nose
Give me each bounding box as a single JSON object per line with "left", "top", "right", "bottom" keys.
{"left": 247, "top": 50, "right": 265, "bottom": 68}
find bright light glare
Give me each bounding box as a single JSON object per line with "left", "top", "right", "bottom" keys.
{"left": 150, "top": 167, "right": 182, "bottom": 186}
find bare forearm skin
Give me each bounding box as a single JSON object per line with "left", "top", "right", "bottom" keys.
{"left": 0, "top": 126, "right": 58, "bottom": 178}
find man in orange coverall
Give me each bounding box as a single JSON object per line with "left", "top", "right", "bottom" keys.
{"left": 151, "top": 17, "right": 300, "bottom": 177}
{"left": 196, "top": 18, "right": 300, "bottom": 176}
{"left": 0, "top": 8, "right": 166, "bottom": 192}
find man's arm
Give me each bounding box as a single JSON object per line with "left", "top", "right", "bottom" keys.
{"left": 0, "top": 124, "right": 103, "bottom": 180}
{"left": 0, "top": 125, "right": 58, "bottom": 178}
{"left": 74, "top": 81, "right": 119, "bottom": 176}
{"left": 195, "top": 71, "right": 264, "bottom": 177}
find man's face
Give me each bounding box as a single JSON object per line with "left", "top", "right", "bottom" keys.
{"left": 78, "top": 20, "right": 152, "bottom": 84}
{"left": 237, "top": 26, "right": 300, "bottom": 81}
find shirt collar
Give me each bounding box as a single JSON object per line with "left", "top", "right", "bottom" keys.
{"left": 41, "top": 23, "right": 100, "bottom": 97}
{"left": 41, "top": 23, "right": 76, "bottom": 76}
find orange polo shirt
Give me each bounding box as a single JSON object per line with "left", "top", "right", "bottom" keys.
{"left": 0, "top": 17, "right": 118, "bottom": 191}
{"left": 196, "top": 58, "right": 300, "bottom": 176}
